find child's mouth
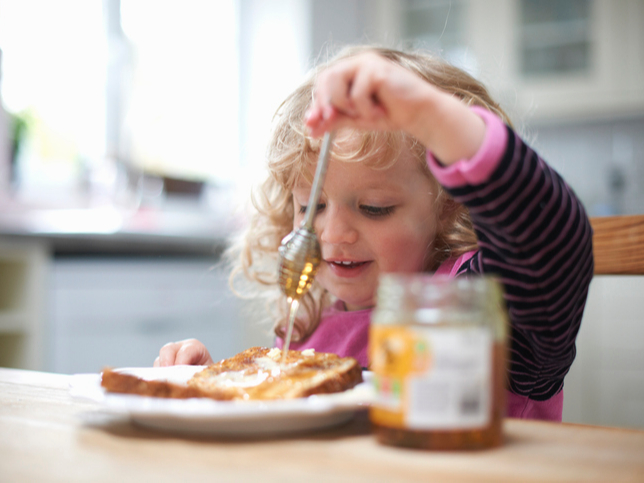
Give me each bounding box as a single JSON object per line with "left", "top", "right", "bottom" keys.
{"left": 326, "top": 260, "right": 370, "bottom": 277}
{"left": 332, "top": 261, "right": 366, "bottom": 268}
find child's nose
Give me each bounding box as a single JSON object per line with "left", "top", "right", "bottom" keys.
{"left": 318, "top": 208, "right": 358, "bottom": 245}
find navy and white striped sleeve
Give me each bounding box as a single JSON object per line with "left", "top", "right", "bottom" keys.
{"left": 428, "top": 107, "right": 594, "bottom": 401}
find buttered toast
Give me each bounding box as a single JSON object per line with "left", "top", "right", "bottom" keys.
{"left": 101, "top": 347, "right": 363, "bottom": 401}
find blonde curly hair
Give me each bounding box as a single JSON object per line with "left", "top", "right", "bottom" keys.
{"left": 226, "top": 45, "right": 511, "bottom": 343}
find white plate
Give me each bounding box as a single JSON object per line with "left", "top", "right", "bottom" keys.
{"left": 70, "top": 366, "right": 374, "bottom": 436}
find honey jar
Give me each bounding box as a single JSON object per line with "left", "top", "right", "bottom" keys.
{"left": 369, "top": 274, "right": 508, "bottom": 450}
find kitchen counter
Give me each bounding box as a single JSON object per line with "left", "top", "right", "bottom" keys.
{"left": 0, "top": 203, "right": 239, "bottom": 255}
{"left": 0, "top": 199, "right": 245, "bottom": 372}
{"left": 2, "top": 368, "right": 644, "bottom": 482}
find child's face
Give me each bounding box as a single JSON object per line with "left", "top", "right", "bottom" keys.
{"left": 292, "top": 139, "right": 439, "bottom": 311}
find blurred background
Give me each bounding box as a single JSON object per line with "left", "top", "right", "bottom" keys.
{"left": 0, "top": 0, "right": 642, "bottom": 428}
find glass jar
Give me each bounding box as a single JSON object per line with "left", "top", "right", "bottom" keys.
{"left": 369, "top": 274, "right": 508, "bottom": 450}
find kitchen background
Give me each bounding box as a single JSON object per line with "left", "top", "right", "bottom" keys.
{"left": 0, "top": 0, "right": 642, "bottom": 428}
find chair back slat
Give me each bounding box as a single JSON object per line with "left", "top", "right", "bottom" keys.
{"left": 591, "top": 214, "right": 644, "bottom": 275}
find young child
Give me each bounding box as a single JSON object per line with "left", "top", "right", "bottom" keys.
{"left": 155, "top": 46, "right": 594, "bottom": 421}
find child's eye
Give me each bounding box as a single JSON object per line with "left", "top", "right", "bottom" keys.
{"left": 360, "top": 205, "right": 395, "bottom": 217}
{"left": 298, "top": 203, "right": 326, "bottom": 214}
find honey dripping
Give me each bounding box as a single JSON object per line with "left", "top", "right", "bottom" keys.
{"left": 279, "top": 259, "right": 318, "bottom": 366}
{"left": 277, "top": 133, "right": 334, "bottom": 367}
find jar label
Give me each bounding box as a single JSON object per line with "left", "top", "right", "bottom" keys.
{"left": 370, "top": 326, "right": 492, "bottom": 429}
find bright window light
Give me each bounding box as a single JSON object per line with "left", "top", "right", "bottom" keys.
{"left": 120, "top": 0, "right": 239, "bottom": 183}
{"left": 0, "top": 0, "right": 106, "bottom": 196}
{"left": 0, "top": 0, "right": 239, "bottom": 205}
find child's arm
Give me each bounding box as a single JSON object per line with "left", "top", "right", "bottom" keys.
{"left": 305, "top": 51, "right": 486, "bottom": 166}
{"left": 428, "top": 111, "right": 594, "bottom": 402}
{"left": 153, "top": 339, "right": 214, "bottom": 367}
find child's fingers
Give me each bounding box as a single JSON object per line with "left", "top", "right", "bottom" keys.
{"left": 306, "top": 53, "right": 396, "bottom": 136}
{"left": 305, "top": 104, "right": 342, "bottom": 137}
{"left": 349, "top": 63, "right": 385, "bottom": 122}
{"left": 304, "top": 97, "right": 339, "bottom": 133}
{"left": 307, "top": 110, "right": 386, "bottom": 138}
{"left": 315, "top": 63, "right": 359, "bottom": 118}
{"left": 175, "top": 340, "right": 213, "bottom": 366}
{"left": 156, "top": 341, "right": 181, "bottom": 367}
{"left": 154, "top": 339, "right": 212, "bottom": 367}
{"left": 327, "top": 73, "right": 358, "bottom": 118}
{"left": 304, "top": 104, "right": 324, "bottom": 131}
{"left": 306, "top": 106, "right": 343, "bottom": 137}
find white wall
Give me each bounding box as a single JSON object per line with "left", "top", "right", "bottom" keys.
{"left": 563, "top": 276, "right": 644, "bottom": 429}
{"left": 528, "top": 117, "right": 644, "bottom": 217}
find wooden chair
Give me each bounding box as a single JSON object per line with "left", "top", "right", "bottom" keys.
{"left": 590, "top": 214, "right": 644, "bottom": 275}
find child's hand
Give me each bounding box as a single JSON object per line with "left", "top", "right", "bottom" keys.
{"left": 305, "top": 51, "right": 486, "bottom": 166}
{"left": 153, "top": 339, "right": 214, "bottom": 367}
{"left": 305, "top": 52, "right": 429, "bottom": 136}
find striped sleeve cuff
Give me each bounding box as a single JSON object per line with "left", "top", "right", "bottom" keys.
{"left": 426, "top": 106, "right": 508, "bottom": 187}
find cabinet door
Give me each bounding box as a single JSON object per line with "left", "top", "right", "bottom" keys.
{"left": 511, "top": 0, "right": 644, "bottom": 121}
{"left": 48, "top": 258, "right": 268, "bottom": 374}
{"left": 0, "top": 239, "right": 48, "bottom": 370}
{"left": 397, "top": 0, "right": 644, "bottom": 121}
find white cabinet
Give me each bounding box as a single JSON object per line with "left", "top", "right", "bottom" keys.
{"left": 373, "top": 0, "right": 644, "bottom": 123}
{"left": 0, "top": 238, "right": 48, "bottom": 370}
{"left": 493, "top": 0, "right": 644, "bottom": 122}
{"left": 48, "top": 257, "right": 272, "bottom": 374}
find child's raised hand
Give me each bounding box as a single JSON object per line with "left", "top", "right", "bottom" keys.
{"left": 305, "top": 51, "right": 486, "bottom": 166}
{"left": 153, "top": 338, "right": 214, "bottom": 367}
{"left": 305, "top": 52, "right": 429, "bottom": 136}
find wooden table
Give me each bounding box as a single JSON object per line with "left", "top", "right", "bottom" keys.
{"left": 1, "top": 368, "right": 643, "bottom": 482}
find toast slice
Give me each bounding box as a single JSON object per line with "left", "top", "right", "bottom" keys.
{"left": 101, "top": 347, "right": 363, "bottom": 401}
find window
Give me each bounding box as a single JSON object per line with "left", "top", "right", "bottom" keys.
{"left": 0, "top": 0, "right": 106, "bottom": 201}
{"left": 119, "top": 0, "right": 238, "bottom": 183}
{"left": 0, "top": 0, "right": 238, "bottom": 206}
